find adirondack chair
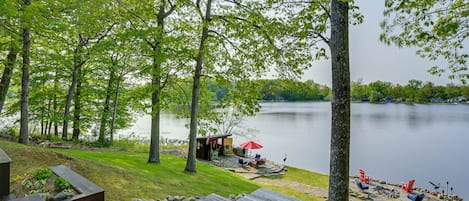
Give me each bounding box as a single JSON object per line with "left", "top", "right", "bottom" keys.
{"left": 359, "top": 169, "right": 371, "bottom": 184}
{"left": 355, "top": 179, "right": 369, "bottom": 190}
{"left": 238, "top": 158, "right": 248, "bottom": 166}
{"left": 407, "top": 193, "right": 425, "bottom": 201}
{"left": 401, "top": 179, "right": 415, "bottom": 193}
{"left": 211, "top": 150, "right": 219, "bottom": 160}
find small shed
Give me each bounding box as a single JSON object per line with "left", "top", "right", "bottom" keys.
{"left": 0, "top": 148, "right": 12, "bottom": 199}
{"left": 196, "top": 134, "right": 233, "bottom": 161}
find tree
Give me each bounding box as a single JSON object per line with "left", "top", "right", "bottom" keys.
{"left": 185, "top": 0, "right": 213, "bottom": 173}
{"left": 183, "top": 0, "right": 314, "bottom": 172}
{"left": 19, "top": 0, "right": 31, "bottom": 144}
{"left": 0, "top": 0, "right": 21, "bottom": 114}
{"left": 277, "top": 0, "right": 359, "bottom": 198}
{"left": 415, "top": 81, "right": 434, "bottom": 103}
{"left": 381, "top": 0, "right": 469, "bottom": 82}
{"left": 0, "top": 42, "right": 18, "bottom": 113}
{"left": 119, "top": 0, "right": 189, "bottom": 163}
{"left": 351, "top": 79, "right": 366, "bottom": 100}
{"left": 59, "top": 1, "right": 115, "bottom": 140}
{"left": 328, "top": 0, "right": 350, "bottom": 200}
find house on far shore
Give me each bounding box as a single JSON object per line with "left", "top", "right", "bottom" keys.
{"left": 430, "top": 97, "right": 444, "bottom": 103}
{"left": 361, "top": 96, "right": 369, "bottom": 102}
{"left": 196, "top": 134, "right": 233, "bottom": 161}
{"left": 385, "top": 96, "right": 393, "bottom": 103}
{"left": 456, "top": 96, "right": 467, "bottom": 103}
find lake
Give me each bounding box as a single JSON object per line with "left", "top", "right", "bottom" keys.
{"left": 118, "top": 102, "right": 469, "bottom": 198}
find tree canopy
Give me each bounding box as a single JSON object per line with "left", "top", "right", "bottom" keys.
{"left": 381, "top": 0, "right": 469, "bottom": 82}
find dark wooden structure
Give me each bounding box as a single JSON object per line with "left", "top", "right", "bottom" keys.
{"left": 196, "top": 134, "right": 233, "bottom": 161}
{"left": 9, "top": 194, "right": 44, "bottom": 201}
{"left": 201, "top": 188, "right": 300, "bottom": 201}
{"left": 237, "top": 188, "right": 301, "bottom": 201}
{"left": 50, "top": 165, "right": 104, "bottom": 201}
{"left": 0, "top": 148, "right": 12, "bottom": 200}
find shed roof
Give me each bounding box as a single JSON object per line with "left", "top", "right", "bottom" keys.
{"left": 197, "top": 134, "right": 232, "bottom": 140}
{"left": 0, "top": 148, "right": 12, "bottom": 163}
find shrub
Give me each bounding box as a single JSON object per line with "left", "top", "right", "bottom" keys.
{"left": 54, "top": 177, "right": 70, "bottom": 190}
{"left": 33, "top": 168, "right": 52, "bottom": 180}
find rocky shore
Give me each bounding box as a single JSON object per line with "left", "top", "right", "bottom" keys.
{"left": 350, "top": 176, "right": 463, "bottom": 201}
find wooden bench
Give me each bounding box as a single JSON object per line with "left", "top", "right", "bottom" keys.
{"left": 50, "top": 165, "right": 104, "bottom": 201}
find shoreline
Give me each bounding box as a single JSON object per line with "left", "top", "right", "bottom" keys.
{"left": 1, "top": 136, "right": 465, "bottom": 200}
{"left": 349, "top": 176, "right": 463, "bottom": 201}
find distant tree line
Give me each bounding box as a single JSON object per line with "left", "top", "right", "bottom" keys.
{"left": 206, "top": 79, "right": 332, "bottom": 102}
{"left": 352, "top": 79, "right": 469, "bottom": 103}
{"left": 206, "top": 78, "right": 469, "bottom": 104}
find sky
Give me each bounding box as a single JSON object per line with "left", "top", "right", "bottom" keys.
{"left": 302, "top": 0, "right": 455, "bottom": 86}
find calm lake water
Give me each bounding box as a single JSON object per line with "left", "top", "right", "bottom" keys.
{"left": 119, "top": 102, "right": 469, "bottom": 198}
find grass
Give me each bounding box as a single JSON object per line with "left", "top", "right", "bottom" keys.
{"left": 282, "top": 166, "right": 329, "bottom": 189}
{"left": 263, "top": 186, "right": 324, "bottom": 201}
{"left": 257, "top": 166, "right": 329, "bottom": 201}
{"left": 1, "top": 139, "right": 329, "bottom": 200}
{"left": 1, "top": 139, "right": 258, "bottom": 200}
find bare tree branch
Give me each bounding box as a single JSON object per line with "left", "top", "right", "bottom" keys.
{"left": 163, "top": 0, "right": 177, "bottom": 18}
{"left": 319, "top": 2, "right": 331, "bottom": 18}
{"left": 195, "top": 0, "right": 204, "bottom": 20}
{"left": 93, "top": 23, "right": 117, "bottom": 44}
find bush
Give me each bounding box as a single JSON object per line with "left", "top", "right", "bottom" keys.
{"left": 54, "top": 177, "right": 70, "bottom": 190}
{"left": 33, "top": 168, "right": 52, "bottom": 180}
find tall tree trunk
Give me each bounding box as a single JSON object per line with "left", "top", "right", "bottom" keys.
{"left": 72, "top": 67, "right": 82, "bottom": 141}
{"left": 110, "top": 75, "right": 122, "bottom": 144}
{"left": 148, "top": 56, "right": 161, "bottom": 163}
{"left": 54, "top": 71, "right": 58, "bottom": 137}
{"left": 148, "top": 2, "right": 174, "bottom": 164}
{"left": 19, "top": 0, "right": 31, "bottom": 144}
{"left": 63, "top": 37, "right": 85, "bottom": 140}
{"left": 185, "top": 0, "right": 212, "bottom": 173}
{"left": 41, "top": 120, "right": 45, "bottom": 136}
{"left": 328, "top": 1, "right": 350, "bottom": 201}
{"left": 0, "top": 44, "right": 18, "bottom": 113}
{"left": 98, "top": 67, "right": 115, "bottom": 144}
{"left": 46, "top": 98, "right": 52, "bottom": 138}
{"left": 48, "top": 120, "right": 52, "bottom": 138}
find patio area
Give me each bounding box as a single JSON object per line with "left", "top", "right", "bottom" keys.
{"left": 207, "top": 154, "right": 286, "bottom": 180}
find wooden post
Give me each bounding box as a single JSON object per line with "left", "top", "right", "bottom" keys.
{"left": 0, "top": 148, "right": 12, "bottom": 199}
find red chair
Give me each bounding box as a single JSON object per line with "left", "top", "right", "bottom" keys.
{"left": 359, "top": 169, "right": 371, "bottom": 184}
{"left": 402, "top": 179, "right": 415, "bottom": 193}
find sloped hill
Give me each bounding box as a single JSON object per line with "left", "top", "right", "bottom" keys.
{"left": 0, "top": 139, "right": 259, "bottom": 200}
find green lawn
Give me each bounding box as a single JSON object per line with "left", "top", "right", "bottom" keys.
{"left": 257, "top": 166, "right": 329, "bottom": 201}
{"left": 1, "top": 140, "right": 258, "bottom": 200}
{"left": 283, "top": 166, "right": 329, "bottom": 189}
{"left": 1, "top": 139, "right": 328, "bottom": 200}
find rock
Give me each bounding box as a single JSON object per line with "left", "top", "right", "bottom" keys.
{"left": 53, "top": 192, "right": 73, "bottom": 201}
{"left": 379, "top": 180, "right": 386, "bottom": 184}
